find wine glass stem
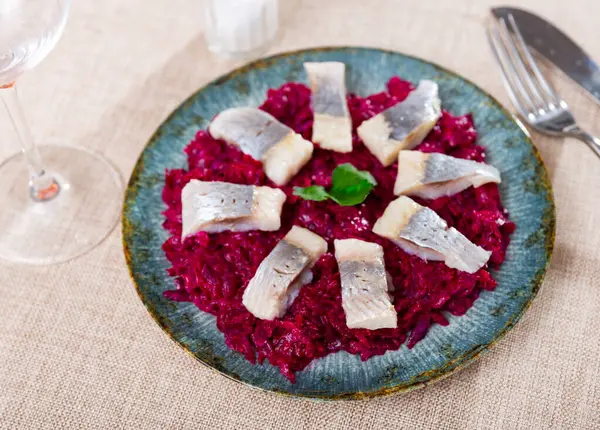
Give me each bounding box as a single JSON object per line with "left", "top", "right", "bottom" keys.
{"left": 1, "top": 83, "right": 60, "bottom": 202}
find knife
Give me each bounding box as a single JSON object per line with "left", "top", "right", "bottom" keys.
{"left": 491, "top": 6, "right": 600, "bottom": 105}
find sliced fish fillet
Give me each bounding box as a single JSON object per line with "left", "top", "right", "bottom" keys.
{"left": 335, "top": 239, "right": 397, "bottom": 330}
{"left": 394, "top": 150, "right": 501, "bottom": 199}
{"left": 243, "top": 226, "right": 327, "bottom": 320}
{"left": 304, "top": 62, "right": 353, "bottom": 153}
{"left": 357, "top": 80, "right": 442, "bottom": 166}
{"left": 181, "top": 180, "right": 286, "bottom": 239}
{"left": 209, "top": 107, "right": 313, "bottom": 185}
{"left": 372, "top": 196, "right": 491, "bottom": 273}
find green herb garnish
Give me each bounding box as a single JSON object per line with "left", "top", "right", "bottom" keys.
{"left": 293, "top": 185, "right": 330, "bottom": 202}
{"left": 293, "top": 163, "right": 377, "bottom": 206}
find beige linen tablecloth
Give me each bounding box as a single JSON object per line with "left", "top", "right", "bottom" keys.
{"left": 1, "top": 0, "right": 600, "bottom": 428}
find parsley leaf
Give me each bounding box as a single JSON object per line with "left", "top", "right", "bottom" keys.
{"left": 293, "top": 163, "right": 377, "bottom": 206}
{"left": 292, "top": 185, "right": 330, "bottom": 202}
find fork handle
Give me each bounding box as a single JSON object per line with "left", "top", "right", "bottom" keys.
{"left": 570, "top": 128, "right": 600, "bottom": 159}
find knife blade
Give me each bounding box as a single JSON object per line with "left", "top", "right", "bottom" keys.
{"left": 491, "top": 6, "right": 600, "bottom": 105}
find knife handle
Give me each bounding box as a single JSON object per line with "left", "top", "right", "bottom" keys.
{"left": 570, "top": 128, "right": 600, "bottom": 159}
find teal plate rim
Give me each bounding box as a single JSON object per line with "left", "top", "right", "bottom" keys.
{"left": 122, "top": 46, "right": 556, "bottom": 401}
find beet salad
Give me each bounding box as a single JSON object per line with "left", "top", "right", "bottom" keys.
{"left": 161, "top": 69, "right": 515, "bottom": 382}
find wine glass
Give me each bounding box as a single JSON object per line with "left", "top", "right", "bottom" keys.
{"left": 0, "top": 0, "right": 123, "bottom": 264}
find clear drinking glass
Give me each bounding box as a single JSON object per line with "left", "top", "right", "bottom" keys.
{"left": 203, "top": 0, "right": 279, "bottom": 59}
{"left": 0, "top": 0, "right": 123, "bottom": 264}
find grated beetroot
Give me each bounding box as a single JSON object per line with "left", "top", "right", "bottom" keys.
{"left": 162, "top": 77, "right": 515, "bottom": 382}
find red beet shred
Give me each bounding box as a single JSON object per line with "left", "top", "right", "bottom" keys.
{"left": 162, "top": 77, "right": 515, "bottom": 382}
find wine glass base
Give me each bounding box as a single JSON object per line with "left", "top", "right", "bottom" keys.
{"left": 0, "top": 145, "right": 123, "bottom": 265}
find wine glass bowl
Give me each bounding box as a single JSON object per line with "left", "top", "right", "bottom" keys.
{"left": 0, "top": 0, "right": 69, "bottom": 85}
{"left": 0, "top": 0, "right": 123, "bottom": 264}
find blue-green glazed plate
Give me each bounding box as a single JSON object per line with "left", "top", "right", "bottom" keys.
{"left": 123, "top": 47, "right": 555, "bottom": 400}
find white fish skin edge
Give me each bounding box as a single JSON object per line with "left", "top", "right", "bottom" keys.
{"left": 372, "top": 196, "right": 491, "bottom": 273}
{"left": 304, "top": 62, "right": 353, "bottom": 153}
{"left": 209, "top": 107, "right": 313, "bottom": 185}
{"left": 181, "top": 180, "right": 286, "bottom": 239}
{"left": 242, "top": 226, "right": 327, "bottom": 320}
{"left": 335, "top": 238, "right": 397, "bottom": 330}
{"left": 394, "top": 150, "right": 501, "bottom": 199}
{"left": 357, "top": 80, "right": 442, "bottom": 166}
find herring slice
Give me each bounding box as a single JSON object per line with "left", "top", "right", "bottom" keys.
{"left": 372, "top": 196, "right": 491, "bottom": 273}
{"left": 394, "top": 151, "right": 501, "bottom": 199}
{"left": 242, "top": 226, "right": 327, "bottom": 320}
{"left": 181, "top": 180, "right": 286, "bottom": 239}
{"left": 357, "top": 80, "right": 442, "bottom": 166}
{"left": 335, "top": 239, "right": 397, "bottom": 330}
{"left": 304, "top": 62, "right": 353, "bottom": 153}
{"left": 209, "top": 107, "right": 313, "bottom": 185}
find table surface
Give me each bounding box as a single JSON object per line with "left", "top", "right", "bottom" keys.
{"left": 1, "top": 0, "right": 600, "bottom": 428}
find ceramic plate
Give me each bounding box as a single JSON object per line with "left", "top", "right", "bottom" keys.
{"left": 123, "top": 47, "right": 555, "bottom": 400}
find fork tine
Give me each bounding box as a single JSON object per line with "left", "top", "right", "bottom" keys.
{"left": 492, "top": 19, "right": 539, "bottom": 115}
{"left": 486, "top": 22, "right": 534, "bottom": 120}
{"left": 506, "top": 14, "right": 562, "bottom": 107}
{"left": 497, "top": 18, "right": 546, "bottom": 112}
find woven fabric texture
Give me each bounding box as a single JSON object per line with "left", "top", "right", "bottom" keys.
{"left": 1, "top": 0, "right": 600, "bottom": 428}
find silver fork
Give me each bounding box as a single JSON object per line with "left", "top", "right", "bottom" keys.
{"left": 487, "top": 14, "right": 600, "bottom": 159}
